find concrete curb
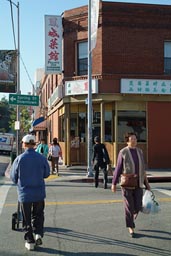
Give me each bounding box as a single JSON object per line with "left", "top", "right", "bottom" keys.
{"left": 3, "top": 163, "right": 171, "bottom": 183}
{"left": 67, "top": 176, "right": 171, "bottom": 183}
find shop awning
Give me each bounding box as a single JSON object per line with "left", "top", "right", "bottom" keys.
{"left": 33, "top": 120, "right": 47, "bottom": 131}
{"left": 32, "top": 116, "right": 44, "bottom": 127}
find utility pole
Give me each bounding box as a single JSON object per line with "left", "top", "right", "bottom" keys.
{"left": 87, "top": 0, "right": 94, "bottom": 177}
{"left": 16, "top": 1, "right": 20, "bottom": 156}
{"left": 7, "top": 0, "right": 20, "bottom": 155}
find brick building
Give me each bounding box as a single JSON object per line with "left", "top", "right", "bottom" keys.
{"left": 33, "top": 1, "right": 171, "bottom": 168}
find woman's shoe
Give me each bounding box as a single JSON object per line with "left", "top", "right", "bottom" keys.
{"left": 129, "top": 232, "right": 135, "bottom": 238}
{"left": 128, "top": 228, "right": 135, "bottom": 238}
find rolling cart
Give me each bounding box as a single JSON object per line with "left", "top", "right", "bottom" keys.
{"left": 12, "top": 202, "right": 23, "bottom": 231}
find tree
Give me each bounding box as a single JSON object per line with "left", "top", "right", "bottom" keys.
{"left": 9, "top": 105, "right": 32, "bottom": 135}
{"left": 0, "top": 97, "right": 11, "bottom": 132}
{"left": 0, "top": 97, "right": 32, "bottom": 134}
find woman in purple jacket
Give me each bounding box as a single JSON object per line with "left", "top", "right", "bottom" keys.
{"left": 111, "top": 132, "right": 150, "bottom": 238}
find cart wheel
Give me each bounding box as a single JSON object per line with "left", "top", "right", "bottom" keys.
{"left": 12, "top": 213, "right": 17, "bottom": 230}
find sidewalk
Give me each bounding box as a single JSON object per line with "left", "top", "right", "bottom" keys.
{"left": 47, "top": 165, "right": 171, "bottom": 183}
{"left": 5, "top": 163, "right": 171, "bottom": 183}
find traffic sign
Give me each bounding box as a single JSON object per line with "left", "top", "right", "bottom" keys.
{"left": 9, "top": 94, "right": 39, "bottom": 106}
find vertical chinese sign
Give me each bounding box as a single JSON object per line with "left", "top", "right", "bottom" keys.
{"left": 45, "top": 15, "right": 62, "bottom": 74}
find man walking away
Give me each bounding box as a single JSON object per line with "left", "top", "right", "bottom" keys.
{"left": 92, "top": 136, "right": 110, "bottom": 189}
{"left": 10, "top": 134, "right": 50, "bottom": 251}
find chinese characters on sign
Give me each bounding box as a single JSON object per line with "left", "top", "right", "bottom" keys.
{"left": 121, "top": 79, "right": 171, "bottom": 95}
{"left": 65, "top": 79, "right": 98, "bottom": 96}
{"left": 45, "top": 15, "right": 62, "bottom": 74}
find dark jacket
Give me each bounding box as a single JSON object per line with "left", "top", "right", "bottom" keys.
{"left": 92, "top": 143, "right": 110, "bottom": 165}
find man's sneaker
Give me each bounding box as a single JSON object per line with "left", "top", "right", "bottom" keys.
{"left": 25, "top": 241, "right": 35, "bottom": 251}
{"left": 35, "top": 234, "right": 42, "bottom": 245}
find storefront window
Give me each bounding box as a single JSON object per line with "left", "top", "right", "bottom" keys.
{"left": 92, "top": 111, "right": 100, "bottom": 140}
{"left": 70, "top": 113, "right": 77, "bottom": 138}
{"left": 118, "top": 111, "right": 146, "bottom": 142}
{"left": 58, "top": 115, "right": 65, "bottom": 142}
{"left": 79, "top": 112, "right": 86, "bottom": 142}
{"left": 93, "top": 111, "right": 100, "bottom": 124}
{"left": 105, "top": 111, "right": 112, "bottom": 142}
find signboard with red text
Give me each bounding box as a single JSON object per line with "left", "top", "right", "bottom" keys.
{"left": 45, "top": 15, "right": 62, "bottom": 74}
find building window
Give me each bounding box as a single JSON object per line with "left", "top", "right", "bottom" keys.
{"left": 77, "top": 41, "right": 88, "bottom": 75}
{"left": 118, "top": 111, "right": 146, "bottom": 142}
{"left": 164, "top": 41, "right": 171, "bottom": 74}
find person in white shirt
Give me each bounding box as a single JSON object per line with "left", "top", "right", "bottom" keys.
{"left": 49, "top": 138, "right": 61, "bottom": 175}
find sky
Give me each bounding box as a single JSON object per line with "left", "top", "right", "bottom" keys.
{"left": 0, "top": 0, "right": 171, "bottom": 100}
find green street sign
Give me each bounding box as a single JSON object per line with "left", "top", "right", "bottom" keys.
{"left": 9, "top": 94, "right": 39, "bottom": 106}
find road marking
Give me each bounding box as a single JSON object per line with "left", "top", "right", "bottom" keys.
{"left": 0, "top": 182, "right": 12, "bottom": 215}
{"left": 4, "top": 197, "right": 171, "bottom": 207}
{"left": 45, "top": 175, "right": 60, "bottom": 181}
{"left": 45, "top": 199, "right": 123, "bottom": 205}
{"left": 155, "top": 188, "right": 171, "bottom": 197}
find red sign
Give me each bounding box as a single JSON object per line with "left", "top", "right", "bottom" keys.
{"left": 45, "top": 15, "right": 62, "bottom": 74}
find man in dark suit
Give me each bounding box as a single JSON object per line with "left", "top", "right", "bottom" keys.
{"left": 92, "top": 136, "right": 110, "bottom": 189}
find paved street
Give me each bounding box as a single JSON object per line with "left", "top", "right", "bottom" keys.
{"left": 0, "top": 169, "right": 170, "bottom": 256}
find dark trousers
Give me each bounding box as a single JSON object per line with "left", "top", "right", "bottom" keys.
{"left": 94, "top": 161, "right": 108, "bottom": 187}
{"left": 21, "top": 201, "right": 45, "bottom": 242}
{"left": 52, "top": 156, "right": 59, "bottom": 173}
{"left": 122, "top": 187, "right": 143, "bottom": 228}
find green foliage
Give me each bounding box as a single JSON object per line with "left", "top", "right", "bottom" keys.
{"left": 0, "top": 97, "right": 11, "bottom": 132}
{"left": 0, "top": 96, "right": 32, "bottom": 133}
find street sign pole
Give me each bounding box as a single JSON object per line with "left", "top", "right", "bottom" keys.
{"left": 16, "top": 1, "right": 20, "bottom": 156}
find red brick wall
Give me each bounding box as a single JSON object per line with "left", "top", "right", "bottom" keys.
{"left": 101, "top": 2, "right": 171, "bottom": 75}
{"left": 63, "top": 2, "right": 171, "bottom": 90}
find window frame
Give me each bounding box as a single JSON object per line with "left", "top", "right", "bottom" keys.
{"left": 77, "top": 41, "right": 88, "bottom": 76}
{"left": 164, "top": 41, "right": 171, "bottom": 74}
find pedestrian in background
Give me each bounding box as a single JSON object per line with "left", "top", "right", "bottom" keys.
{"left": 111, "top": 132, "right": 150, "bottom": 237}
{"left": 48, "top": 137, "right": 61, "bottom": 175}
{"left": 10, "top": 134, "right": 50, "bottom": 251}
{"left": 92, "top": 136, "right": 110, "bottom": 189}
{"left": 35, "top": 138, "right": 49, "bottom": 158}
